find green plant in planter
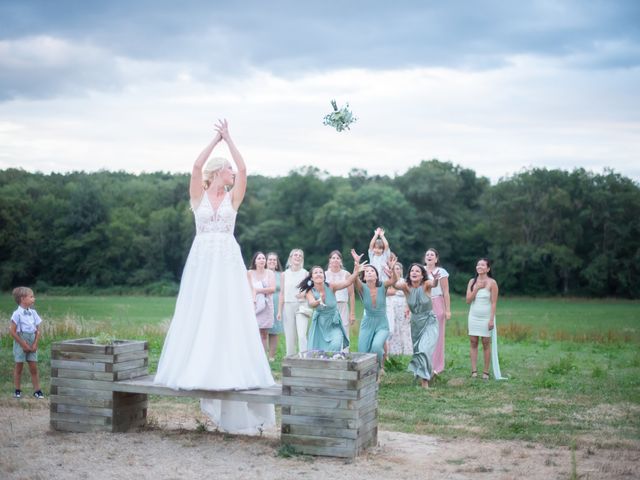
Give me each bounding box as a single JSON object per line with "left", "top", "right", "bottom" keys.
{"left": 94, "top": 332, "right": 116, "bottom": 345}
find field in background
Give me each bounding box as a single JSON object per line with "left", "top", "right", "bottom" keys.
{"left": 1, "top": 294, "right": 638, "bottom": 447}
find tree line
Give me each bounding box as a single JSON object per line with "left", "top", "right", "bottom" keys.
{"left": 1, "top": 161, "right": 638, "bottom": 297}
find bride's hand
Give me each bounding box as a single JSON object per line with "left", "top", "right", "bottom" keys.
{"left": 214, "top": 119, "right": 230, "bottom": 141}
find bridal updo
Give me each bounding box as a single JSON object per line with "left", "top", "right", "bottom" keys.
{"left": 202, "top": 157, "right": 229, "bottom": 189}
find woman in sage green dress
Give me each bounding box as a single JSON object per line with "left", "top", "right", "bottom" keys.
{"left": 299, "top": 251, "right": 362, "bottom": 352}
{"left": 395, "top": 263, "right": 440, "bottom": 388}
{"left": 353, "top": 250, "right": 398, "bottom": 372}
{"left": 266, "top": 252, "right": 283, "bottom": 361}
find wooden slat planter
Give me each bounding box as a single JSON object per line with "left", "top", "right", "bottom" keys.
{"left": 281, "top": 352, "right": 379, "bottom": 458}
{"left": 50, "top": 338, "right": 149, "bottom": 433}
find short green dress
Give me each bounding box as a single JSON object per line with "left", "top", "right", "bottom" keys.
{"left": 307, "top": 287, "right": 350, "bottom": 351}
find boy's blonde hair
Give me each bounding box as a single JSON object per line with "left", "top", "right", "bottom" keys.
{"left": 12, "top": 286, "right": 33, "bottom": 305}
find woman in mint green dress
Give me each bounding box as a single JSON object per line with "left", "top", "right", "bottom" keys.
{"left": 396, "top": 263, "right": 440, "bottom": 388}
{"left": 299, "top": 252, "right": 361, "bottom": 352}
{"left": 353, "top": 251, "right": 398, "bottom": 371}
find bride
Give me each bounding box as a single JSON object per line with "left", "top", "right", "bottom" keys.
{"left": 154, "top": 119, "right": 275, "bottom": 434}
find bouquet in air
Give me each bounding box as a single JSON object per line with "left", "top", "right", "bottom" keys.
{"left": 323, "top": 100, "right": 357, "bottom": 132}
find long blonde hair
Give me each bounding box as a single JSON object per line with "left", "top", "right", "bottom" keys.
{"left": 202, "top": 157, "right": 229, "bottom": 190}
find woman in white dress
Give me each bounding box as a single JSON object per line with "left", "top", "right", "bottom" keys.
{"left": 154, "top": 119, "right": 275, "bottom": 434}
{"left": 325, "top": 250, "right": 356, "bottom": 346}
{"left": 466, "top": 257, "right": 499, "bottom": 380}
{"left": 278, "top": 249, "right": 309, "bottom": 355}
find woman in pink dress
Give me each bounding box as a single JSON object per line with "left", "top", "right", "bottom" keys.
{"left": 247, "top": 251, "right": 276, "bottom": 353}
{"left": 424, "top": 248, "right": 451, "bottom": 375}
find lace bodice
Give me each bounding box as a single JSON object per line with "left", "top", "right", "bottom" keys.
{"left": 194, "top": 191, "right": 236, "bottom": 235}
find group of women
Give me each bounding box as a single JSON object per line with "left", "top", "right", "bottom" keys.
{"left": 153, "top": 121, "right": 502, "bottom": 435}
{"left": 248, "top": 246, "right": 501, "bottom": 390}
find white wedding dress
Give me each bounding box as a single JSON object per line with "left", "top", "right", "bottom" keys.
{"left": 154, "top": 190, "right": 276, "bottom": 434}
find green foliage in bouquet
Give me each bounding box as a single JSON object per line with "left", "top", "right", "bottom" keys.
{"left": 323, "top": 100, "right": 357, "bottom": 132}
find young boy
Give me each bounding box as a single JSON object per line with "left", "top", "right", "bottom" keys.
{"left": 10, "top": 286, "right": 44, "bottom": 399}
{"left": 368, "top": 227, "right": 391, "bottom": 282}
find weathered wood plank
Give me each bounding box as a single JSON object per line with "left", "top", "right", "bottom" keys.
{"left": 113, "top": 392, "right": 148, "bottom": 407}
{"left": 107, "top": 341, "right": 148, "bottom": 355}
{"left": 282, "top": 371, "right": 376, "bottom": 390}
{"left": 282, "top": 366, "right": 359, "bottom": 381}
{"left": 51, "top": 377, "right": 116, "bottom": 391}
{"left": 52, "top": 340, "right": 109, "bottom": 354}
{"left": 50, "top": 359, "right": 109, "bottom": 372}
{"left": 281, "top": 423, "right": 359, "bottom": 440}
{"left": 282, "top": 414, "right": 354, "bottom": 429}
{"left": 52, "top": 403, "right": 116, "bottom": 417}
{"left": 113, "top": 375, "right": 282, "bottom": 404}
{"left": 50, "top": 420, "right": 113, "bottom": 433}
{"left": 281, "top": 385, "right": 359, "bottom": 400}
{"left": 281, "top": 433, "right": 349, "bottom": 448}
{"left": 52, "top": 350, "right": 115, "bottom": 362}
{"left": 49, "top": 395, "right": 113, "bottom": 408}
{"left": 282, "top": 443, "right": 357, "bottom": 458}
{"left": 286, "top": 401, "right": 376, "bottom": 420}
{"left": 108, "top": 358, "right": 147, "bottom": 373}
{"left": 114, "top": 350, "right": 149, "bottom": 362}
{"left": 282, "top": 354, "right": 377, "bottom": 372}
{"left": 114, "top": 367, "right": 149, "bottom": 381}
{"left": 53, "top": 368, "right": 115, "bottom": 381}
{"left": 50, "top": 411, "right": 110, "bottom": 426}
{"left": 279, "top": 395, "right": 350, "bottom": 409}
{"left": 53, "top": 386, "right": 114, "bottom": 400}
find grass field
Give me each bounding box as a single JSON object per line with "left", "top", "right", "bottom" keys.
{"left": 1, "top": 293, "right": 639, "bottom": 448}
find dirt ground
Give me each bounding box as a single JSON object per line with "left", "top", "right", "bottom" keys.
{"left": 1, "top": 398, "right": 638, "bottom": 480}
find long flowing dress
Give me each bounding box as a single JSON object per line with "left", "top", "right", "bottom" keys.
{"left": 307, "top": 286, "right": 350, "bottom": 351}
{"left": 428, "top": 267, "right": 449, "bottom": 374}
{"left": 407, "top": 287, "right": 439, "bottom": 381}
{"left": 468, "top": 286, "right": 507, "bottom": 380}
{"left": 268, "top": 273, "right": 283, "bottom": 335}
{"left": 387, "top": 290, "right": 413, "bottom": 355}
{"left": 154, "top": 191, "right": 276, "bottom": 434}
{"left": 358, "top": 284, "right": 389, "bottom": 367}
{"left": 249, "top": 273, "right": 274, "bottom": 329}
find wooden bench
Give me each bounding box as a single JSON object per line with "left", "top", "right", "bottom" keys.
{"left": 50, "top": 338, "right": 378, "bottom": 458}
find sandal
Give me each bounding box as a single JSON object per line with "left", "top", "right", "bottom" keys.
{"left": 471, "top": 371, "right": 478, "bottom": 378}
{"left": 482, "top": 371, "right": 490, "bottom": 380}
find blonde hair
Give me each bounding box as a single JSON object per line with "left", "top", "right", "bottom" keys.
{"left": 202, "top": 157, "right": 229, "bottom": 190}
{"left": 286, "top": 248, "right": 304, "bottom": 269}
{"left": 12, "top": 286, "right": 33, "bottom": 305}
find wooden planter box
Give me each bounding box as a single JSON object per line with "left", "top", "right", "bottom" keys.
{"left": 281, "top": 352, "right": 378, "bottom": 458}
{"left": 50, "top": 338, "right": 149, "bottom": 433}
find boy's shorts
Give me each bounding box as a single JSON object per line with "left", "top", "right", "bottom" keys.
{"left": 13, "top": 332, "right": 38, "bottom": 362}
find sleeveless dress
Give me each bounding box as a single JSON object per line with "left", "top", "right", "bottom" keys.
{"left": 387, "top": 290, "right": 412, "bottom": 355}
{"left": 468, "top": 285, "right": 507, "bottom": 380}
{"left": 268, "top": 272, "right": 284, "bottom": 334}
{"left": 154, "top": 191, "right": 275, "bottom": 434}
{"left": 249, "top": 272, "right": 274, "bottom": 329}
{"left": 468, "top": 287, "right": 491, "bottom": 337}
{"left": 307, "top": 286, "right": 350, "bottom": 351}
{"left": 407, "top": 287, "right": 439, "bottom": 381}
{"left": 428, "top": 267, "right": 449, "bottom": 373}
{"left": 358, "top": 284, "right": 389, "bottom": 367}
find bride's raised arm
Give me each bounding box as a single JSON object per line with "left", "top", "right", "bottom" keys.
{"left": 190, "top": 129, "right": 222, "bottom": 205}
{"left": 215, "top": 119, "right": 247, "bottom": 211}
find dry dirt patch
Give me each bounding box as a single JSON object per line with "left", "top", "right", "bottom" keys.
{"left": 1, "top": 399, "right": 638, "bottom": 480}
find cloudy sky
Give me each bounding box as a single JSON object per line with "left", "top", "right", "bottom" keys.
{"left": 1, "top": 0, "right": 638, "bottom": 182}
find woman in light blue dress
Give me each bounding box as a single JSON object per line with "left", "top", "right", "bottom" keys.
{"left": 299, "top": 251, "right": 362, "bottom": 352}
{"left": 353, "top": 251, "right": 398, "bottom": 372}
{"left": 395, "top": 263, "right": 440, "bottom": 388}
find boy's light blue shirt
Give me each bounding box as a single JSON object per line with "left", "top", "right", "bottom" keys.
{"left": 11, "top": 306, "right": 42, "bottom": 333}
